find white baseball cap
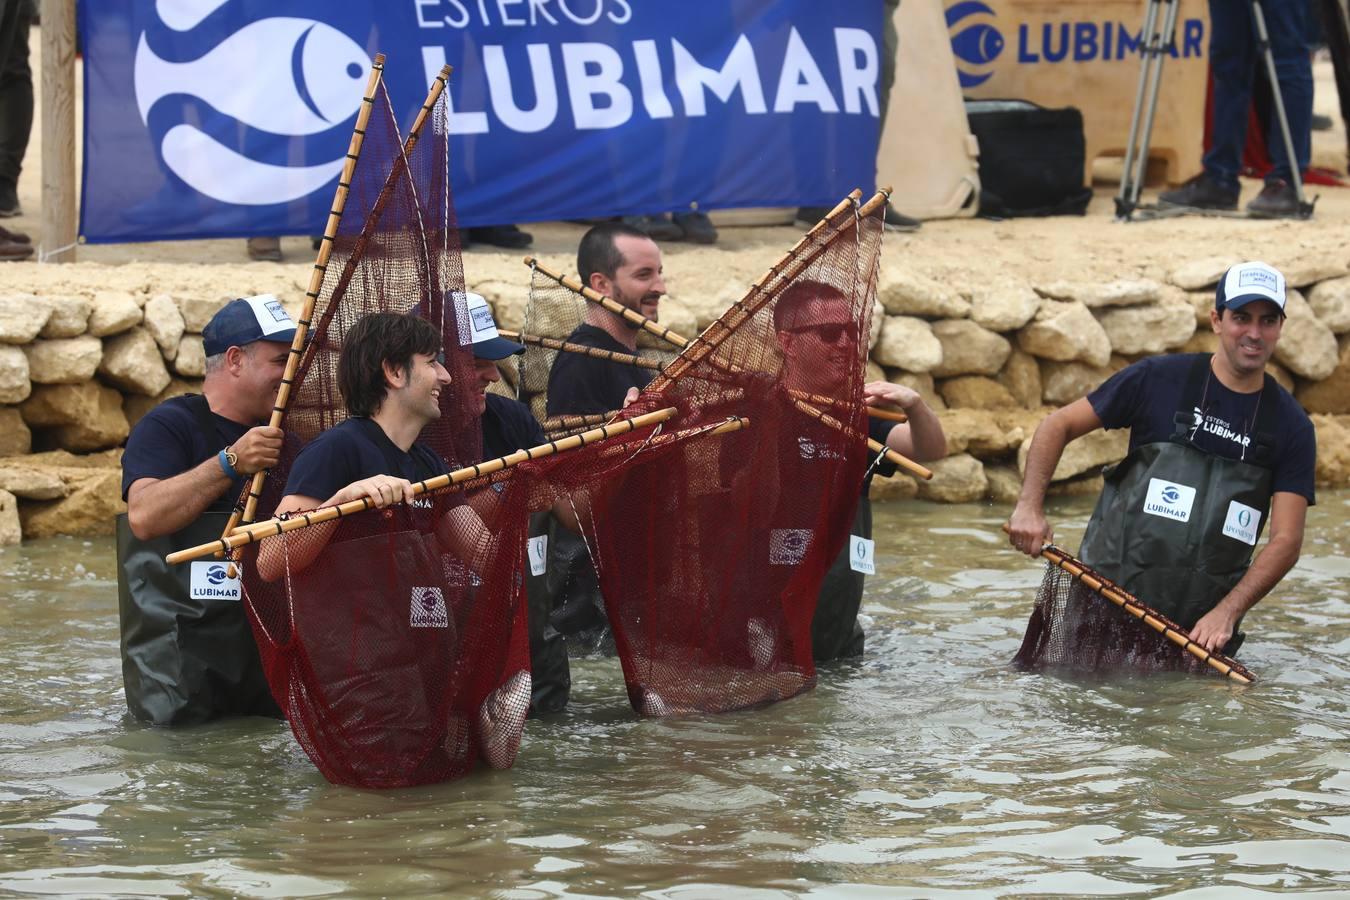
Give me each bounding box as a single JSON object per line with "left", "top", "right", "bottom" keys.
{"left": 1216, "top": 262, "right": 1286, "bottom": 316}
{"left": 456, "top": 291, "right": 525, "bottom": 360}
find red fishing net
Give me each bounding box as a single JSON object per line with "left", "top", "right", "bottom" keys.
{"left": 520, "top": 197, "right": 886, "bottom": 715}
{"left": 235, "top": 77, "right": 532, "bottom": 788}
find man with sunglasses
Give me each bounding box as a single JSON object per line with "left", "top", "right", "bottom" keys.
{"left": 1007, "top": 262, "right": 1315, "bottom": 658}
{"left": 773, "top": 281, "right": 946, "bottom": 662}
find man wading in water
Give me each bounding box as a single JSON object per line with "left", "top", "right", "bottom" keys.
{"left": 1007, "top": 262, "right": 1316, "bottom": 655}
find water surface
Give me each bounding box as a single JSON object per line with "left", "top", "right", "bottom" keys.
{"left": 2, "top": 493, "right": 1348, "bottom": 897}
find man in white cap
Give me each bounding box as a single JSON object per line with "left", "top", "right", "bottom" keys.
{"left": 1008, "top": 262, "right": 1315, "bottom": 656}
{"left": 117, "top": 294, "right": 295, "bottom": 725}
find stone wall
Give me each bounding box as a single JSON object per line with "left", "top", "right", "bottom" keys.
{"left": 2, "top": 259, "right": 1349, "bottom": 544}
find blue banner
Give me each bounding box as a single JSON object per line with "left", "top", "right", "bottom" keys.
{"left": 80, "top": 1, "right": 882, "bottom": 243}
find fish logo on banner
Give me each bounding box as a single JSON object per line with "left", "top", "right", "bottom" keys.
{"left": 133, "top": 0, "right": 370, "bottom": 205}
{"left": 946, "top": 1, "right": 1003, "bottom": 88}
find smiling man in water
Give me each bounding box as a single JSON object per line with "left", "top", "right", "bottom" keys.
{"left": 1008, "top": 262, "right": 1315, "bottom": 657}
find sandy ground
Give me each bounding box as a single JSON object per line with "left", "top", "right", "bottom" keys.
{"left": 4, "top": 28, "right": 1350, "bottom": 308}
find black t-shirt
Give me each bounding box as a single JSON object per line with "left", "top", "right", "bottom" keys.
{"left": 481, "top": 393, "right": 546, "bottom": 460}
{"left": 545, "top": 324, "right": 654, "bottom": 416}
{"left": 1088, "top": 354, "right": 1316, "bottom": 504}
{"left": 284, "top": 418, "right": 450, "bottom": 503}
{"left": 786, "top": 414, "right": 898, "bottom": 496}
{"left": 121, "top": 395, "right": 252, "bottom": 506}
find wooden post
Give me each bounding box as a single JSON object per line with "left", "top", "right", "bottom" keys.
{"left": 40, "top": 0, "right": 77, "bottom": 262}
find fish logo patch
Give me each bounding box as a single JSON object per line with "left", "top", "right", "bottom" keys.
{"left": 769, "top": 528, "right": 812, "bottom": 565}
{"left": 1143, "top": 478, "right": 1196, "bottom": 523}
{"left": 190, "top": 560, "right": 241, "bottom": 601}
{"left": 410, "top": 586, "right": 449, "bottom": 628}
{"left": 134, "top": 0, "right": 370, "bottom": 206}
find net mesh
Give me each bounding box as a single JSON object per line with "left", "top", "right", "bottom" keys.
{"left": 237, "top": 81, "right": 531, "bottom": 789}
{"left": 521, "top": 200, "right": 886, "bottom": 714}
{"left": 1012, "top": 560, "right": 1245, "bottom": 679}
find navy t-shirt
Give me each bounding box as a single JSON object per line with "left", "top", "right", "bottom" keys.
{"left": 1088, "top": 354, "right": 1316, "bottom": 504}
{"left": 284, "top": 418, "right": 449, "bottom": 503}
{"left": 482, "top": 393, "right": 546, "bottom": 460}
{"left": 121, "top": 395, "right": 251, "bottom": 506}
{"left": 545, "top": 324, "right": 654, "bottom": 416}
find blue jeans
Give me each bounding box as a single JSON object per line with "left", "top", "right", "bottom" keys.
{"left": 1203, "top": 0, "right": 1313, "bottom": 190}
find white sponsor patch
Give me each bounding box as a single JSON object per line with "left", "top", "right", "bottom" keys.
{"left": 409, "top": 586, "right": 449, "bottom": 628}
{"left": 1222, "top": 500, "right": 1262, "bottom": 546}
{"left": 769, "top": 528, "right": 812, "bottom": 565}
{"left": 1142, "top": 478, "right": 1196, "bottom": 523}
{"left": 527, "top": 535, "right": 548, "bottom": 576}
{"left": 189, "top": 561, "right": 241, "bottom": 601}
{"left": 848, "top": 535, "right": 876, "bottom": 575}
{"left": 244, "top": 293, "right": 295, "bottom": 337}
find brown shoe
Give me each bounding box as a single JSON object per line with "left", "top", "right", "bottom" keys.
{"left": 0, "top": 240, "right": 34, "bottom": 261}
{"left": 246, "top": 236, "right": 283, "bottom": 261}
{"left": 0, "top": 224, "right": 30, "bottom": 244}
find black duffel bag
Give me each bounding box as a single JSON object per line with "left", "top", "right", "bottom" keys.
{"left": 966, "top": 99, "right": 1093, "bottom": 218}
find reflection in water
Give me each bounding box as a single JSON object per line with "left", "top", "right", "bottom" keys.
{"left": 2, "top": 494, "right": 1349, "bottom": 895}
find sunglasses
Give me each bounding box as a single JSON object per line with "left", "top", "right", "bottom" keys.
{"left": 787, "top": 323, "right": 856, "bottom": 343}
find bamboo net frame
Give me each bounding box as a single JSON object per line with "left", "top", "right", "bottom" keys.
{"left": 170, "top": 407, "right": 677, "bottom": 565}
{"left": 522, "top": 193, "right": 933, "bottom": 481}
{"left": 1014, "top": 530, "right": 1256, "bottom": 684}
{"left": 498, "top": 329, "right": 664, "bottom": 371}
{"left": 224, "top": 62, "right": 453, "bottom": 538}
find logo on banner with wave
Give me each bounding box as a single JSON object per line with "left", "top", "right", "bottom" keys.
{"left": 946, "top": 1, "right": 1003, "bottom": 88}
{"left": 133, "top": 0, "right": 370, "bottom": 206}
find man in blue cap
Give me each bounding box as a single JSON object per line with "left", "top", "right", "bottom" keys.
{"left": 1008, "top": 262, "right": 1315, "bottom": 657}
{"left": 116, "top": 294, "right": 296, "bottom": 725}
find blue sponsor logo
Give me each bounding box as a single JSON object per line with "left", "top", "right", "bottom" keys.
{"left": 946, "top": 2, "right": 1205, "bottom": 86}
{"left": 1160, "top": 485, "right": 1181, "bottom": 504}
{"left": 947, "top": 1, "right": 1003, "bottom": 88}
{"left": 1237, "top": 508, "right": 1252, "bottom": 528}
{"left": 206, "top": 564, "right": 229, "bottom": 584}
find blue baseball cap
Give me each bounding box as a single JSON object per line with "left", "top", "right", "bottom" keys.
{"left": 202, "top": 294, "right": 299, "bottom": 357}
{"left": 1216, "top": 262, "right": 1287, "bottom": 317}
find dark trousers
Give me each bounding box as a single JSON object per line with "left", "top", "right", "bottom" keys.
{"left": 1203, "top": 0, "right": 1313, "bottom": 189}
{"left": 0, "top": 0, "right": 34, "bottom": 192}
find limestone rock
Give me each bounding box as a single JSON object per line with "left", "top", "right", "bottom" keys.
{"left": 1279, "top": 260, "right": 1349, "bottom": 289}
{"left": 873, "top": 315, "right": 943, "bottom": 372}
{"left": 24, "top": 336, "right": 102, "bottom": 384}
{"left": 1017, "top": 300, "right": 1112, "bottom": 367}
{"left": 21, "top": 383, "right": 129, "bottom": 452}
{"left": 14, "top": 450, "right": 126, "bottom": 538}
{"left": 0, "top": 489, "right": 18, "bottom": 545}
{"left": 1179, "top": 330, "right": 1219, "bottom": 354}
{"left": 931, "top": 319, "right": 1010, "bottom": 377}
{"left": 174, "top": 335, "right": 207, "bottom": 378}
{"left": 0, "top": 293, "right": 51, "bottom": 344}
{"left": 884, "top": 370, "right": 944, "bottom": 410}
{"left": 1094, "top": 300, "right": 1197, "bottom": 355}
{"left": 878, "top": 266, "right": 971, "bottom": 319}
{"left": 869, "top": 471, "right": 918, "bottom": 502}
{"left": 0, "top": 345, "right": 30, "bottom": 404}
{"left": 0, "top": 407, "right": 30, "bottom": 456}
{"left": 520, "top": 348, "right": 557, "bottom": 395}
{"left": 915, "top": 452, "right": 987, "bottom": 503}
{"left": 38, "top": 295, "right": 92, "bottom": 339}
{"left": 868, "top": 299, "right": 884, "bottom": 352}
{"left": 970, "top": 282, "right": 1040, "bottom": 331}
{"left": 143, "top": 293, "right": 186, "bottom": 360}
{"left": 636, "top": 298, "right": 696, "bottom": 350}
{"left": 998, "top": 348, "right": 1042, "bottom": 408}
{"left": 86, "top": 291, "right": 143, "bottom": 337}
{"left": 695, "top": 280, "right": 746, "bottom": 330}
{"left": 1018, "top": 427, "right": 1129, "bottom": 481}
{"left": 99, "top": 328, "right": 172, "bottom": 396}
{"left": 1170, "top": 256, "right": 1240, "bottom": 291}
{"left": 475, "top": 281, "right": 529, "bottom": 332}
{"left": 124, "top": 378, "right": 203, "bottom": 428}
{"left": 984, "top": 464, "right": 1022, "bottom": 504}
{"left": 1311, "top": 414, "right": 1350, "bottom": 485}
{"left": 529, "top": 392, "right": 548, "bottom": 422}
{"left": 1039, "top": 359, "right": 1120, "bottom": 406}
{"left": 1274, "top": 289, "right": 1338, "bottom": 381}
{"left": 1266, "top": 360, "right": 1294, "bottom": 393}
{"left": 1037, "top": 278, "right": 1162, "bottom": 309}
{"left": 865, "top": 359, "right": 885, "bottom": 384}
{"left": 1297, "top": 337, "right": 1350, "bottom": 414}
{"left": 1185, "top": 290, "right": 1215, "bottom": 325}
{"left": 177, "top": 295, "right": 231, "bottom": 333}
{"left": 938, "top": 408, "right": 1026, "bottom": 457}
{"left": 1307, "top": 276, "right": 1350, "bottom": 334}
{"left": 0, "top": 465, "right": 66, "bottom": 500}
{"left": 938, "top": 376, "right": 1017, "bottom": 410}
{"left": 1048, "top": 472, "right": 1106, "bottom": 498}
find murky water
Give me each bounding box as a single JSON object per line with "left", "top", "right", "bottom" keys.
{"left": 2, "top": 493, "right": 1349, "bottom": 897}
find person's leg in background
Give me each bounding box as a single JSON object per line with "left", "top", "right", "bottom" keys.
{"left": 0, "top": 0, "right": 35, "bottom": 218}
{"left": 1247, "top": 0, "right": 1314, "bottom": 214}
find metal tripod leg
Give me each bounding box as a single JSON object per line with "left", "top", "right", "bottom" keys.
{"left": 1251, "top": 0, "right": 1313, "bottom": 211}
{"left": 1116, "top": 0, "right": 1181, "bottom": 219}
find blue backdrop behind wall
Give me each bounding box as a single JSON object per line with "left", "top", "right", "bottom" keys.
{"left": 80, "top": 0, "right": 882, "bottom": 243}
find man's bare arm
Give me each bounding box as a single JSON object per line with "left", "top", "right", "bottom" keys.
{"left": 127, "top": 461, "right": 233, "bottom": 541}
{"left": 1007, "top": 398, "right": 1104, "bottom": 556}
{"left": 1189, "top": 491, "right": 1307, "bottom": 652}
